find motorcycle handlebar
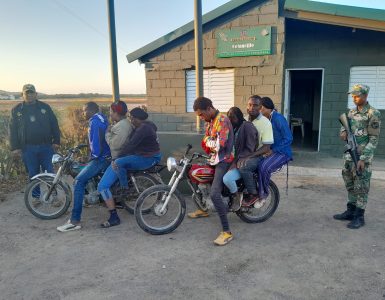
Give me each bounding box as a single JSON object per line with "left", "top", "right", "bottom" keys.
{"left": 191, "top": 152, "right": 210, "bottom": 160}
{"left": 69, "top": 144, "right": 88, "bottom": 154}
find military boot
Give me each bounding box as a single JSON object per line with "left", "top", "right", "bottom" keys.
{"left": 347, "top": 208, "right": 365, "bottom": 229}
{"left": 333, "top": 203, "right": 355, "bottom": 221}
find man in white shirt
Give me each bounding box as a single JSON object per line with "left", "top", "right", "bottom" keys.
{"left": 239, "top": 95, "right": 274, "bottom": 206}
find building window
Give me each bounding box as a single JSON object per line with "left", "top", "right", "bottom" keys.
{"left": 348, "top": 66, "right": 385, "bottom": 109}
{"left": 186, "top": 69, "right": 234, "bottom": 112}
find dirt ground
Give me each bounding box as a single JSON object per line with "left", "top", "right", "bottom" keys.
{"left": 0, "top": 174, "right": 384, "bottom": 300}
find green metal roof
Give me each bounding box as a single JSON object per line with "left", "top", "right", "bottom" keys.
{"left": 285, "top": 0, "right": 385, "bottom": 22}
{"left": 127, "top": 0, "right": 385, "bottom": 63}
{"left": 126, "top": 0, "right": 256, "bottom": 63}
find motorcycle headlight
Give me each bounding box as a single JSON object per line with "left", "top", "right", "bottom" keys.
{"left": 167, "top": 157, "right": 177, "bottom": 172}
{"left": 52, "top": 154, "right": 63, "bottom": 164}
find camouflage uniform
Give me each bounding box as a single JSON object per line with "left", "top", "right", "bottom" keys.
{"left": 341, "top": 87, "right": 381, "bottom": 209}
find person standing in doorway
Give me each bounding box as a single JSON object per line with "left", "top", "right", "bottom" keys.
{"left": 333, "top": 84, "right": 381, "bottom": 229}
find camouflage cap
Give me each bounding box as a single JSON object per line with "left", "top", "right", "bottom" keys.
{"left": 22, "top": 84, "right": 36, "bottom": 93}
{"left": 348, "top": 84, "right": 370, "bottom": 96}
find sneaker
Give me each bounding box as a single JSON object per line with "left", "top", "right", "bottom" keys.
{"left": 51, "top": 195, "right": 63, "bottom": 208}
{"left": 229, "top": 193, "right": 242, "bottom": 211}
{"left": 253, "top": 198, "right": 267, "bottom": 209}
{"left": 57, "top": 220, "right": 81, "bottom": 232}
{"left": 31, "top": 197, "right": 41, "bottom": 207}
{"left": 187, "top": 209, "right": 209, "bottom": 218}
{"left": 242, "top": 194, "right": 259, "bottom": 207}
{"left": 213, "top": 231, "right": 233, "bottom": 246}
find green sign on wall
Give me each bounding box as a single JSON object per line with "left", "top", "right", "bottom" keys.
{"left": 216, "top": 26, "right": 272, "bottom": 58}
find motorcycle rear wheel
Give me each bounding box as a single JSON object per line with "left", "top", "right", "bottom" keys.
{"left": 118, "top": 173, "right": 161, "bottom": 214}
{"left": 135, "top": 184, "right": 186, "bottom": 235}
{"left": 236, "top": 180, "right": 280, "bottom": 223}
{"left": 24, "top": 176, "right": 71, "bottom": 220}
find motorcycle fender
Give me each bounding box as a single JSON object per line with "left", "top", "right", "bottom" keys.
{"left": 30, "top": 173, "right": 57, "bottom": 180}
{"left": 30, "top": 173, "right": 72, "bottom": 192}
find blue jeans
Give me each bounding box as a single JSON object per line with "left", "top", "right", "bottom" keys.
{"left": 223, "top": 168, "right": 241, "bottom": 194}
{"left": 115, "top": 154, "right": 161, "bottom": 188}
{"left": 239, "top": 156, "right": 263, "bottom": 195}
{"left": 97, "top": 164, "right": 119, "bottom": 201}
{"left": 22, "top": 144, "right": 54, "bottom": 198}
{"left": 71, "top": 158, "right": 110, "bottom": 222}
{"left": 22, "top": 144, "right": 54, "bottom": 177}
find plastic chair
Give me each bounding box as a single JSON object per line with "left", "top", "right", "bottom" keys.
{"left": 290, "top": 117, "right": 304, "bottom": 139}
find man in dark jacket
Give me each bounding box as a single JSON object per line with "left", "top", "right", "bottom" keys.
{"left": 9, "top": 84, "right": 60, "bottom": 184}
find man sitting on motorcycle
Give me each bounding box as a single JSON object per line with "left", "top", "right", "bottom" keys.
{"left": 57, "top": 102, "right": 111, "bottom": 232}
{"left": 257, "top": 97, "right": 292, "bottom": 202}
{"left": 189, "top": 96, "right": 234, "bottom": 246}
{"left": 223, "top": 107, "right": 258, "bottom": 211}
{"left": 97, "top": 107, "right": 161, "bottom": 228}
{"left": 238, "top": 95, "right": 274, "bottom": 207}
{"left": 104, "top": 101, "right": 133, "bottom": 209}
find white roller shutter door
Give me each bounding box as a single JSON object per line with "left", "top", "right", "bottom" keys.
{"left": 186, "top": 69, "right": 234, "bottom": 112}
{"left": 348, "top": 66, "right": 385, "bottom": 109}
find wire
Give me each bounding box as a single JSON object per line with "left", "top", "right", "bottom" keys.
{"left": 51, "top": 0, "right": 128, "bottom": 54}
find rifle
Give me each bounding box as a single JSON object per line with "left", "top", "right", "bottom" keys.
{"left": 339, "top": 113, "right": 362, "bottom": 176}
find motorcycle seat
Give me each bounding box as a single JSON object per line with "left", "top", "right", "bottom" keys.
{"left": 129, "top": 164, "right": 166, "bottom": 174}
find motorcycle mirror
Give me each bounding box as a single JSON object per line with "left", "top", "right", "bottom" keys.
{"left": 185, "top": 144, "right": 193, "bottom": 155}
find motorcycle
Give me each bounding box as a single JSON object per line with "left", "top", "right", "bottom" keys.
{"left": 135, "top": 144, "right": 280, "bottom": 235}
{"left": 24, "top": 144, "right": 164, "bottom": 220}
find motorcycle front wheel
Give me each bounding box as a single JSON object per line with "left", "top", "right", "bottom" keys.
{"left": 236, "top": 180, "right": 280, "bottom": 223}
{"left": 24, "top": 176, "right": 71, "bottom": 220}
{"left": 135, "top": 184, "right": 186, "bottom": 235}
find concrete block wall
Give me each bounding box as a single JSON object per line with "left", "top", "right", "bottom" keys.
{"left": 285, "top": 19, "right": 385, "bottom": 157}
{"left": 145, "top": 0, "right": 285, "bottom": 132}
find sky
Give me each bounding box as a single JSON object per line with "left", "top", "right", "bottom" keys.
{"left": 1, "top": 0, "right": 385, "bottom": 95}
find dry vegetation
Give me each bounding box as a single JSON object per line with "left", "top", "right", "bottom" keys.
{"left": 0, "top": 97, "right": 146, "bottom": 197}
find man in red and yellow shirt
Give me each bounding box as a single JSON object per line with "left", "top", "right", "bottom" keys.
{"left": 189, "top": 97, "right": 234, "bottom": 246}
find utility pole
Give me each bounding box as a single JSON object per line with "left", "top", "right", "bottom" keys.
{"left": 194, "top": 0, "right": 203, "bottom": 132}
{"left": 107, "top": 0, "right": 120, "bottom": 103}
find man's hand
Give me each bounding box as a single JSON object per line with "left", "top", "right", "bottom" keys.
{"left": 263, "top": 149, "right": 273, "bottom": 158}
{"left": 112, "top": 160, "right": 118, "bottom": 171}
{"left": 357, "top": 160, "right": 365, "bottom": 173}
{"left": 12, "top": 149, "right": 22, "bottom": 158}
{"left": 340, "top": 131, "right": 347, "bottom": 141}
{"left": 237, "top": 158, "right": 249, "bottom": 169}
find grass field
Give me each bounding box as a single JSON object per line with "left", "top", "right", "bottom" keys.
{"left": 0, "top": 97, "right": 147, "bottom": 112}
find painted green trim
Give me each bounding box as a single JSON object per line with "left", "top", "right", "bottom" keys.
{"left": 127, "top": 0, "right": 385, "bottom": 64}
{"left": 126, "top": 0, "right": 255, "bottom": 63}
{"left": 285, "top": 0, "right": 385, "bottom": 22}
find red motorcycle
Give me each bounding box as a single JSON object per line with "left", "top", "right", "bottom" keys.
{"left": 135, "top": 144, "right": 280, "bottom": 235}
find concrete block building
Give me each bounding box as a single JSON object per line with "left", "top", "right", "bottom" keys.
{"left": 127, "top": 0, "right": 385, "bottom": 157}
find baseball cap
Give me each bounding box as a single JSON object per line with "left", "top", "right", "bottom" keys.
{"left": 348, "top": 84, "right": 370, "bottom": 96}
{"left": 22, "top": 84, "right": 36, "bottom": 93}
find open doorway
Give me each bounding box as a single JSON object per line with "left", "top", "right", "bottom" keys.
{"left": 284, "top": 69, "right": 323, "bottom": 151}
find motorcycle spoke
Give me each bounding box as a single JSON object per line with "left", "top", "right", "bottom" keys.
{"left": 137, "top": 189, "right": 183, "bottom": 231}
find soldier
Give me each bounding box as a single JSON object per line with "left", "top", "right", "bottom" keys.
{"left": 333, "top": 84, "right": 381, "bottom": 229}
